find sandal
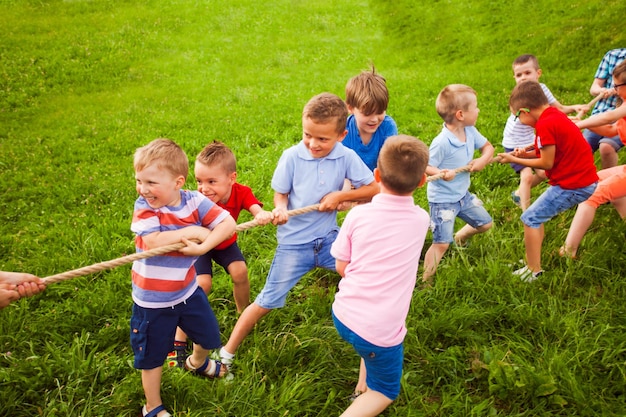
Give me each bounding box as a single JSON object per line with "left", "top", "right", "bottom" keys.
{"left": 184, "top": 356, "right": 227, "bottom": 378}
{"left": 141, "top": 404, "right": 171, "bottom": 417}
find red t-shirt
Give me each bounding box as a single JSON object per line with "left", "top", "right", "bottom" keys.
{"left": 534, "top": 107, "right": 598, "bottom": 189}
{"left": 215, "top": 182, "right": 263, "bottom": 250}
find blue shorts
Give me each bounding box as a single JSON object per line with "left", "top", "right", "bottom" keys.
{"left": 255, "top": 229, "right": 337, "bottom": 309}
{"left": 521, "top": 183, "right": 598, "bottom": 229}
{"left": 333, "top": 312, "right": 403, "bottom": 400}
{"left": 583, "top": 130, "right": 623, "bottom": 152}
{"left": 195, "top": 242, "right": 245, "bottom": 276}
{"left": 429, "top": 192, "right": 492, "bottom": 243}
{"left": 130, "top": 287, "right": 222, "bottom": 369}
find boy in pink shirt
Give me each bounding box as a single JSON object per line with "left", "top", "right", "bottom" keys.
{"left": 331, "top": 135, "right": 430, "bottom": 417}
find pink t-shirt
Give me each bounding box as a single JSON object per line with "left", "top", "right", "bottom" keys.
{"left": 331, "top": 193, "right": 429, "bottom": 347}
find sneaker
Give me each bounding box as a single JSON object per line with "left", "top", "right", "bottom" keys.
{"left": 211, "top": 349, "right": 234, "bottom": 381}
{"left": 166, "top": 341, "right": 188, "bottom": 368}
{"left": 513, "top": 265, "right": 543, "bottom": 283}
{"left": 511, "top": 190, "right": 521, "bottom": 207}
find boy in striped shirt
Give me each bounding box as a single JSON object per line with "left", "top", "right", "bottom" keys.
{"left": 131, "top": 138, "right": 236, "bottom": 417}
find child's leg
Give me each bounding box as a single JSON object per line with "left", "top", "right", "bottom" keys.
{"left": 599, "top": 142, "right": 619, "bottom": 170}
{"left": 422, "top": 243, "right": 449, "bottom": 283}
{"left": 454, "top": 223, "right": 492, "bottom": 245}
{"left": 225, "top": 261, "right": 250, "bottom": 313}
{"left": 561, "top": 203, "right": 597, "bottom": 258}
{"left": 523, "top": 224, "right": 544, "bottom": 273}
{"left": 354, "top": 358, "right": 367, "bottom": 395}
{"left": 341, "top": 390, "right": 393, "bottom": 417}
{"left": 169, "top": 273, "right": 213, "bottom": 367}
{"left": 518, "top": 167, "right": 534, "bottom": 211}
{"left": 222, "top": 243, "right": 317, "bottom": 355}
{"left": 142, "top": 367, "right": 166, "bottom": 416}
{"left": 455, "top": 193, "right": 493, "bottom": 245}
{"left": 223, "top": 302, "right": 271, "bottom": 355}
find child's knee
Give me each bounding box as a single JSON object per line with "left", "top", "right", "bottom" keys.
{"left": 228, "top": 262, "right": 249, "bottom": 285}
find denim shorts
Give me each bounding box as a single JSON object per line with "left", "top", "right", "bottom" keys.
{"left": 195, "top": 242, "right": 245, "bottom": 276}
{"left": 583, "top": 130, "right": 623, "bottom": 152}
{"left": 333, "top": 312, "right": 403, "bottom": 400}
{"left": 130, "top": 286, "right": 222, "bottom": 369}
{"left": 429, "top": 192, "right": 493, "bottom": 243}
{"left": 521, "top": 183, "right": 598, "bottom": 229}
{"left": 255, "top": 229, "right": 337, "bottom": 309}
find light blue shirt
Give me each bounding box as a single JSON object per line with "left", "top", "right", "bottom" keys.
{"left": 272, "top": 141, "right": 374, "bottom": 245}
{"left": 342, "top": 114, "right": 398, "bottom": 171}
{"left": 427, "top": 124, "right": 488, "bottom": 203}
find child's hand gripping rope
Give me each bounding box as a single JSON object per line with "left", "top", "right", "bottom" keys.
{"left": 41, "top": 204, "right": 320, "bottom": 285}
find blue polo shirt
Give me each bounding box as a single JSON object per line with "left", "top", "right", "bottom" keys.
{"left": 342, "top": 114, "right": 398, "bottom": 171}
{"left": 427, "top": 124, "right": 487, "bottom": 204}
{"left": 272, "top": 141, "right": 374, "bottom": 245}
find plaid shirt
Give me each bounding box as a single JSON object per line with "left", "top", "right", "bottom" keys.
{"left": 592, "top": 48, "right": 626, "bottom": 115}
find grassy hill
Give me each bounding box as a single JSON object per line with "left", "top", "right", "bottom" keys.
{"left": 1, "top": 0, "right": 625, "bottom": 415}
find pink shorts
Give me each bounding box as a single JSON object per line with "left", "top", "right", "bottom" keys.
{"left": 583, "top": 165, "right": 626, "bottom": 208}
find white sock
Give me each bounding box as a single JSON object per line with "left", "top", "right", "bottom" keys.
{"left": 219, "top": 346, "right": 235, "bottom": 362}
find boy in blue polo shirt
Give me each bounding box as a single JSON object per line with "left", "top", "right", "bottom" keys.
{"left": 217, "top": 93, "right": 379, "bottom": 370}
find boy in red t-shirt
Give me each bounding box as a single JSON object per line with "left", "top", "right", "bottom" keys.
{"left": 167, "top": 141, "right": 273, "bottom": 368}
{"left": 498, "top": 81, "right": 598, "bottom": 282}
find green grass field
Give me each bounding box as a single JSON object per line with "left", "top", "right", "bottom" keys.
{"left": 1, "top": 0, "right": 626, "bottom": 415}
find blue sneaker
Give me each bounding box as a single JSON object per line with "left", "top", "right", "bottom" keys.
{"left": 511, "top": 190, "right": 521, "bottom": 207}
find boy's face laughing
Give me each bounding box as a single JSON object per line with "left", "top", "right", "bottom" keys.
{"left": 301, "top": 117, "right": 347, "bottom": 158}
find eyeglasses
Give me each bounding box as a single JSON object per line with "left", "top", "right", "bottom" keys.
{"left": 514, "top": 108, "right": 530, "bottom": 121}
{"left": 614, "top": 82, "right": 626, "bottom": 90}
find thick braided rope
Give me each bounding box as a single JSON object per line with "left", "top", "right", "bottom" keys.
{"left": 42, "top": 204, "right": 320, "bottom": 284}
{"left": 425, "top": 164, "right": 472, "bottom": 182}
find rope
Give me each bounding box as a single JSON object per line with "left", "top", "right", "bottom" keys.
{"left": 425, "top": 164, "right": 472, "bottom": 182}
{"left": 42, "top": 204, "right": 320, "bottom": 284}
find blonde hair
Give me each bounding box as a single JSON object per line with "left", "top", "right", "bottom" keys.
{"left": 377, "top": 135, "right": 429, "bottom": 195}
{"left": 196, "top": 140, "right": 236, "bottom": 174}
{"left": 435, "top": 84, "right": 477, "bottom": 124}
{"left": 345, "top": 66, "right": 389, "bottom": 115}
{"left": 302, "top": 93, "right": 349, "bottom": 134}
{"left": 133, "top": 138, "right": 189, "bottom": 179}
{"left": 509, "top": 80, "right": 549, "bottom": 112}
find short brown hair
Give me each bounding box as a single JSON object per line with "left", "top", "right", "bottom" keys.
{"left": 196, "top": 140, "right": 236, "bottom": 174}
{"left": 377, "top": 135, "right": 429, "bottom": 195}
{"left": 345, "top": 67, "right": 389, "bottom": 115}
{"left": 512, "top": 54, "right": 539, "bottom": 70}
{"left": 134, "top": 138, "right": 188, "bottom": 179}
{"left": 302, "top": 93, "right": 349, "bottom": 134}
{"left": 509, "top": 80, "right": 549, "bottom": 112}
{"left": 435, "top": 84, "right": 477, "bottom": 124}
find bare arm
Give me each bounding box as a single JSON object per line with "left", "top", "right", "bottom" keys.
{"left": 249, "top": 203, "right": 274, "bottom": 225}
{"left": 576, "top": 105, "right": 626, "bottom": 130}
{"left": 335, "top": 259, "right": 348, "bottom": 278}
{"left": 498, "top": 145, "right": 555, "bottom": 170}
{"left": 271, "top": 192, "right": 290, "bottom": 225}
{"left": 319, "top": 181, "right": 379, "bottom": 211}
{"left": 180, "top": 215, "right": 237, "bottom": 256}
{"left": 141, "top": 225, "right": 211, "bottom": 250}
{"left": 470, "top": 142, "right": 495, "bottom": 172}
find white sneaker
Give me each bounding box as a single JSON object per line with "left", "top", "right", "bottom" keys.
{"left": 513, "top": 265, "right": 543, "bottom": 283}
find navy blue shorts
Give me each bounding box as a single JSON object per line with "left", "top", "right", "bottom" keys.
{"left": 195, "top": 242, "right": 245, "bottom": 276}
{"left": 130, "top": 286, "right": 222, "bottom": 369}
